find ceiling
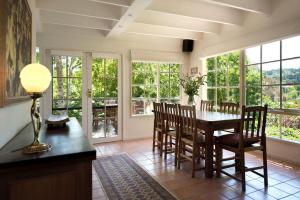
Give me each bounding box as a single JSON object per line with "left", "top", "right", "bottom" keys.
{"left": 36, "top": 0, "right": 272, "bottom": 41}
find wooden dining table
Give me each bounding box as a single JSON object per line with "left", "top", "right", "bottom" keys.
{"left": 195, "top": 111, "right": 241, "bottom": 178}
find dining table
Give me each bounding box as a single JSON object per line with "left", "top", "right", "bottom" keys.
{"left": 195, "top": 111, "right": 241, "bottom": 178}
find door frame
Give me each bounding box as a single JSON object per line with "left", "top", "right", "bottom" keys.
{"left": 83, "top": 52, "right": 123, "bottom": 144}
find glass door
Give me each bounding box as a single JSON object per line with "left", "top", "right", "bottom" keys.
{"left": 87, "top": 54, "right": 121, "bottom": 143}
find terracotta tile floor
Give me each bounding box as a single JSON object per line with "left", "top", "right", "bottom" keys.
{"left": 92, "top": 139, "right": 300, "bottom": 200}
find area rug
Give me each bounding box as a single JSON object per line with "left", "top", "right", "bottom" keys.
{"left": 93, "top": 154, "right": 177, "bottom": 200}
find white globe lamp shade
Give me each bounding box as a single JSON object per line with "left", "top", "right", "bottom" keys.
{"left": 20, "top": 63, "right": 51, "bottom": 93}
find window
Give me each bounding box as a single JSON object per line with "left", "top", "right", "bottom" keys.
{"left": 245, "top": 36, "right": 300, "bottom": 142}
{"left": 52, "top": 55, "right": 82, "bottom": 122}
{"left": 206, "top": 52, "right": 240, "bottom": 108}
{"left": 131, "top": 62, "right": 180, "bottom": 116}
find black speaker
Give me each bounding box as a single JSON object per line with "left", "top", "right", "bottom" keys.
{"left": 182, "top": 39, "right": 194, "bottom": 52}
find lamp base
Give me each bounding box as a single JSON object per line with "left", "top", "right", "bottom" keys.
{"left": 23, "top": 143, "right": 52, "bottom": 154}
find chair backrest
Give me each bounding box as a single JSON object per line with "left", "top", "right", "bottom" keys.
{"left": 179, "top": 105, "right": 197, "bottom": 143}
{"left": 219, "top": 102, "right": 240, "bottom": 114}
{"left": 200, "top": 100, "right": 214, "bottom": 111}
{"left": 240, "top": 105, "right": 268, "bottom": 145}
{"left": 153, "top": 102, "right": 165, "bottom": 129}
{"left": 165, "top": 103, "right": 179, "bottom": 130}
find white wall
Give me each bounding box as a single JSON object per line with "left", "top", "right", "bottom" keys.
{"left": 0, "top": 0, "right": 36, "bottom": 149}
{"left": 37, "top": 27, "right": 188, "bottom": 140}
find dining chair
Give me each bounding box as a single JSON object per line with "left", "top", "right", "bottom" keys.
{"left": 152, "top": 102, "right": 165, "bottom": 156}
{"left": 164, "top": 103, "right": 179, "bottom": 165}
{"left": 219, "top": 102, "right": 240, "bottom": 114}
{"left": 178, "top": 105, "right": 205, "bottom": 178}
{"left": 200, "top": 100, "right": 214, "bottom": 111}
{"left": 215, "top": 105, "right": 268, "bottom": 192}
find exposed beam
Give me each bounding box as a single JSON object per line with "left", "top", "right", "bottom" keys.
{"left": 125, "top": 23, "right": 203, "bottom": 40}
{"left": 88, "top": 0, "right": 132, "bottom": 7}
{"left": 203, "top": 0, "right": 271, "bottom": 15}
{"left": 40, "top": 10, "right": 113, "bottom": 31}
{"left": 147, "top": 0, "right": 244, "bottom": 25}
{"left": 36, "top": 0, "right": 123, "bottom": 21}
{"left": 107, "top": 0, "right": 152, "bottom": 38}
{"left": 136, "top": 10, "right": 221, "bottom": 34}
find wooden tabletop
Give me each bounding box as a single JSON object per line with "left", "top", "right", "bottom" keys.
{"left": 196, "top": 111, "right": 241, "bottom": 122}
{"left": 0, "top": 118, "right": 96, "bottom": 168}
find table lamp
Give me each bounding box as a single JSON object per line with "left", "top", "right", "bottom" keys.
{"left": 20, "top": 63, "right": 52, "bottom": 154}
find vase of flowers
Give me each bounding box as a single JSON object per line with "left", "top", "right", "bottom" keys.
{"left": 180, "top": 73, "right": 206, "bottom": 105}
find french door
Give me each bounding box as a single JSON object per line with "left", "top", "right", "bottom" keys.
{"left": 85, "top": 53, "right": 122, "bottom": 144}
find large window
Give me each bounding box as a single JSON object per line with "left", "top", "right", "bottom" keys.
{"left": 52, "top": 55, "right": 82, "bottom": 121}
{"left": 245, "top": 36, "right": 300, "bottom": 142}
{"left": 131, "top": 62, "right": 180, "bottom": 116}
{"left": 206, "top": 52, "right": 240, "bottom": 108}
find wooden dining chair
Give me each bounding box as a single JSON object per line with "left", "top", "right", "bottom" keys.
{"left": 178, "top": 105, "right": 205, "bottom": 178}
{"left": 152, "top": 102, "right": 165, "bottom": 156}
{"left": 219, "top": 102, "right": 240, "bottom": 114}
{"left": 215, "top": 105, "right": 268, "bottom": 192}
{"left": 164, "top": 103, "right": 179, "bottom": 165}
{"left": 200, "top": 100, "right": 214, "bottom": 111}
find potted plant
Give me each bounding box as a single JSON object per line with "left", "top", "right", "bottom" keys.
{"left": 180, "top": 73, "right": 206, "bottom": 105}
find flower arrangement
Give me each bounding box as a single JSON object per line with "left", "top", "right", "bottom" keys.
{"left": 180, "top": 73, "right": 206, "bottom": 104}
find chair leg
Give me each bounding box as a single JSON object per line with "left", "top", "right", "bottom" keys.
{"left": 174, "top": 138, "right": 178, "bottom": 166}
{"left": 177, "top": 141, "right": 182, "bottom": 169}
{"left": 235, "top": 152, "right": 241, "bottom": 172}
{"left": 152, "top": 129, "right": 156, "bottom": 152}
{"left": 215, "top": 144, "right": 222, "bottom": 178}
{"left": 262, "top": 148, "right": 268, "bottom": 187}
{"left": 159, "top": 133, "right": 163, "bottom": 157}
{"left": 240, "top": 152, "right": 246, "bottom": 192}
{"left": 164, "top": 133, "right": 168, "bottom": 159}
{"left": 192, "top": 145, "right": 196, "bottom": 178}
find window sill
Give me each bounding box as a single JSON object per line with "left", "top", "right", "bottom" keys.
{"left": 130, "top": 114, "right": 154, "bottom": 118}
{"left": 267, "top": 136, "right": 300, "bottom": 146}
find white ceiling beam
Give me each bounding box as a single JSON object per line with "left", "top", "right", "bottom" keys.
{"left": 107, "top": 0, "right": 152, "bottom": 38}
{"left": 36, "top": 0, "right": 123, "bottom": 21}
{"left": 147, "top": 0, "right": 244, "bottom": 25}
{"left": 136, "top": 10, "right": 221, "bottom": 34}
{"left": 203, "top": 0, "right": 271, "bottom": 15}
{"left": 125, "top": 23, "right": 203, "bottom": 40}
{"left": 88, "top": 0, "right": 132, "bottom": 7}
{"left": 40, "top": 10, "right": 113, "bottom": 31}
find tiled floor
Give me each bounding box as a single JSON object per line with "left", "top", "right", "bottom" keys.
{"left": 92, "top": 139, "right": 300, "bottom": 200}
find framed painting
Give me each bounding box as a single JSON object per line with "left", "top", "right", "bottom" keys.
{"left": 0, "top": 0, "right": 32, "bottom": 107}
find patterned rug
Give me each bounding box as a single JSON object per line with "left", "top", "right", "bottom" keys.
{"left": 93, "top": 154, "right": 177, "bottom": 200}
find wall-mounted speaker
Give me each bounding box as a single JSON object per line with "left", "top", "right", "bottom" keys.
{"left": 182, "top": 39, "right": 194, "bottom": 52}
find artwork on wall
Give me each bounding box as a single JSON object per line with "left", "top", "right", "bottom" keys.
{"left": 190, "top": 67, "right": 198, "bottom": 75}
{"left": 0, "top": 0, "right": 32, "bottom": 107}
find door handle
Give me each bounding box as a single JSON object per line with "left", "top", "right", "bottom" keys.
{"left": 87, "top": 89, "right": 92, "bottom": 97}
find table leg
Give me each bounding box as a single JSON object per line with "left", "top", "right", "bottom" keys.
{"left": 234, "top": 123, "right": 241, "bottom": 172}
{"left": 205, "top": 129, "right": 214, "bottom": 178}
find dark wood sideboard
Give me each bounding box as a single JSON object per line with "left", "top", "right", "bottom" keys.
{"left": 0, "top": 118, "right": 96, "bottom": 200}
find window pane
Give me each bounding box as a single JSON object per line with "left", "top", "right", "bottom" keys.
{"left": 228, "top": 88, "right": 240, "bottom": 103}
{"left": 144, "top": 71, "right": 157, "bottom": 85}
{"left": 145, "top": 99, "right": 155, "bottom": 115}
{"left": 132, "top": 99, "right": 144, "bottom": 115}
{"left": 262, "top": 41, "right": 280, "bottom": 62}
{"left": 170, "top": 64, "right": 180, "bottom": 72}
{"left": 170, "top": 84, "right": 180, "bottom": 98}
{"left": 282, "top": 35, "right": 300, "bottom": 59}
{"left": 207, "top": 71, "right": 215, "bottom": 87}
{"left": 68, "top": 78, "right": 82, "bottom": 99}
{"left": 106, "top": 59, "right": 118, "bottom": 78}
{"left": 132, "top": 62, "right": 144, "bottom": 71}
{"left": 160, "top": 73, "right": 169, "bottom": 85}
{"left": 282, "top": 85, "right": 300, "bottom": 109}
{"left": 246, "top": 87, "right": 261, "bottom": 106}
{"left": 132, "top": 86, "right": 144, "bottom": 98}
{"left": 207, "top": 58, "right": 215, "bottom": 71}
{"left": 262, "top": 86, "right": 280, "bottom": 108}
{"left": 217, "top": 88, "right": 227, "bottom": 105}
{"left": 217, "top": 70, "right": 226, "bottom": 86}
{"left": 262, "top": 62, "right": 280, "bottom": 85}
{"left": 245, "top": 46, "right": 260, "bottom": 65}
{"left": 228, "top": 65, "right": 239, "bottom": 86}
{"left": 106, "top": 78, "right": 118, "bottom": 98}
{"left": 160, "top": 85, "right": 169, "bottom": 98}
{"left": 169, "top": 73, "right": 180, "bottom": 85}
{"left": 281, "top": 114, "right": 300, "bottom": 141}
{"left": 282, "top": 58, "right": 300, "bottom": 84}
{"left": 53, "top": 78, "right": 67, "bottom": 99}
{"left": 68, "top": 57, "right": 82, "bottom": 77}
{"left": 246, "top": 64, "right": 261, "bottom": 86}
{"left": 266, "top": 113, "right": 281, "bottom": 138}
{"left": 145, "top": 86, "right": 157, "bottom": 98}
{"left": 132, "top": 72, "right": 144, "bottom": 85}
{"left": 207, "top": 88, "right": 215, "bottom": 101}
{"left": 52, "top": 56, "right": 67, "bottom": 77}
{"left": 160, "top": 63, "right": 169, "bottom": 72}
